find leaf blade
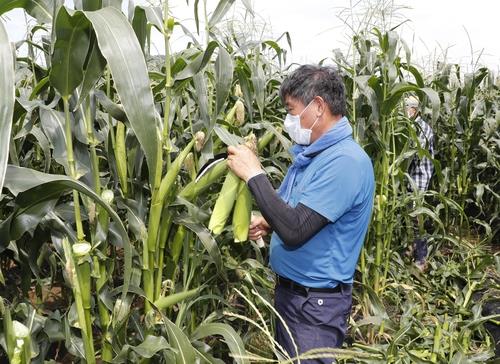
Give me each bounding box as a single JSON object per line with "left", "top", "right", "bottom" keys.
{"left": 0, "top": 21, "right": 15, "bottom": 197}
{"left": 84, "top": 7, "right": 159, "bottom": 185}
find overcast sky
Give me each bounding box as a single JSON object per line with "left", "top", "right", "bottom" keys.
{"left": 2, "top": 0, "right": 499, "bottom": 73}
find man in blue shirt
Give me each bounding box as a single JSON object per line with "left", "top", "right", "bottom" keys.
{"left": 227, "top": 65, "right": 375, "bottom": 363}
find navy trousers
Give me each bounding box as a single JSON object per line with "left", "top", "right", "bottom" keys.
{"left": 274, "top": 283, "right": 352, "bottom": 364}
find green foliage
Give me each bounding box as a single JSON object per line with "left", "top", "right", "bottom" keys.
{"left": 0, "top": 1, "right": 498, "bottom": 363}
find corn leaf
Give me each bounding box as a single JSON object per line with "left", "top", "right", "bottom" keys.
{"left": 113, "top": 335, "right": 172, "bottom": 362}
{"left": 78, "top": 33, "right": 106, "bottom": 106}
{"left": 3, "top": 165, "right": 132, "bottom": 301}
{"left": 0, "top": 21, "right": 14, "bottom": 198}
{"left": 251, "top": 61, "right": 265, "bottom": 118}
{"left": 74, "top": 0, "right": 102, "bottom": 11}
{"left": 84, "top": 7, "right": 159, "bottom": 186}
{"left": 215, "top": 45, "right": 233, "bottom": 116}
{"left": 0, "top": 0, "right": 56, "bottom": 23}
{"left": 164, "top": 318, "right": 198, "bottom": 364}
{"left": 208, "top": 0, "right": 236, "bottom": 28}
{"left": 50, "top": 6, "right": 90, "bottom": 98}
{"left": 174, "top": 41, "right": 218, "bottom": 81}
{"left": 39, "top": 108, "right": 91, "bottom": 178}
{"left": 191, "top": 322, "right": 248, "bottom": 364}
{"left": 175, "top": 216, "right": 224, "bottom": 275}
{"left": 132, "top": 5, "right": 148, "bottom": 54}
{"left": 213, "top": 124, "right": 244, "bottom": 146}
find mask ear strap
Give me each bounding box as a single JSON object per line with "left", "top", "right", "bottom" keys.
{"left": 299, "top": 98, "right": 315, "bottom": 117}
{"left": 309, "top": 116, "right": 321, "bottom": 131}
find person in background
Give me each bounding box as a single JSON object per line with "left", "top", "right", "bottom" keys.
{"left": 226, "top": 64, "right": 375, "bottom": 363}
{"left": 405, "top": 95, "right": 435, "bottom": 271}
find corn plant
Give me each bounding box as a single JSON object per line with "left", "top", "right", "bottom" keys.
{"left": 0, "top": 0, "right": 292, "bottom": 362}
{"left": 0, "top": 0, "right": 498, "bottom": 363}
{"left": 330, "top": 11, "right": 499, "bottom": 361}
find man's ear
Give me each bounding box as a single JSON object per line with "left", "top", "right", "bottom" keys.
{"left": 315, "top": 96, "right": 326, "bottom": 116}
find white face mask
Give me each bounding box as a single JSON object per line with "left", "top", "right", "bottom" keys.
{"left": 283, "top": 99, "right": 320, "bottom": 145}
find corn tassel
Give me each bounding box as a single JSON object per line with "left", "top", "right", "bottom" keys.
{"left": 232, "top": 181, "right": 252, "bottom": 242}
{"left": 208, "top": 171, "right": 240, "bottom": 234}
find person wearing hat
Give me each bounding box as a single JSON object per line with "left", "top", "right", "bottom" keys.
{"left": 404, "top": 95, "right": 435, "bottom": 270}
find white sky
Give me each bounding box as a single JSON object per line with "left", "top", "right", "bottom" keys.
{"left": 2, "top": 0, "right": 499, "bottom": 73}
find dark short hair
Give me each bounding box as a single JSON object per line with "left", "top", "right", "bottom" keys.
{"left": 280, "top": 64, "right": 346, "bottom": 116}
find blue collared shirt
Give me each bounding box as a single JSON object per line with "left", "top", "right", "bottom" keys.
{"left": 270, "top": 135, "right": 375, "bottom": 288}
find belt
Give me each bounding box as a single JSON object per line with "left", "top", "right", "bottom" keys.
{"left": 276, "top": 275, "right": 342, "bottom": 295}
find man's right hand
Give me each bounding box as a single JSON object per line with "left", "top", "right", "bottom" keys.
{"left": 249, "top": 215, "right": 271, "bottom": 240}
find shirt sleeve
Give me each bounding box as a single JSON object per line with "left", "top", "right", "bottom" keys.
{"left": 247, "top": 173, "right": 328, "bottom": 247}
{"left": 298, "top": 154, "right": 362, "bottom": 223}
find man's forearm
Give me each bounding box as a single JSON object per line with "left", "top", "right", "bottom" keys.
{"left": 247, "top": 174, "right": 328, "bottom": 247}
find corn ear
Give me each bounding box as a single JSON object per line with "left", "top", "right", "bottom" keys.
{"left": 62, "top": 238, "right": 95, "bottom": 361}
{"left": 208, "top": 171, "right": 240, "bottom": 234}
{"left": 244, "top": 133, "right": 257, "bottom": 154}
{"left": 225, "top": 103, "right": 237, "bottom": 124}
{"left": 195, "top": 131, "right": 205, "bottom": 152}
{"left": 73, "top": 243, "right": 92, "bottom": 309}
{"left": 258, "top": 129, "right": 275, "bottom": 152}
{"left": 157, "top": 139, "right": 195, "bottom": 203}
{"left": 232, "top": 181, "right": 252, "bottom": 242}
{"left": 184, "top": 152, "right": 196, "bottom": 181}
{"left": 179, "top": 161, "right": 227, "bottom": 201}
{"left": 235, "top": 100, "right": 245, "bottom": 126}
{"left": 234, "top": 84, "right": 243, "bottom": 98}
{"left": 170, "top": 225, "right": 186, "bottom": 265}
{"left": 154, "top": 287, "right": 199, "bottom": 310}
{"left": 72, "top": 242, "right": 93, "bottom": 351}
{"left": 166, "top": 16, "right": 175, "bottom": 32}
{"left": 97, "top": 189, "right": 114, "bottom": 240}
{"left": 115, "top": 121, "right": 127, "bottom": 195}
{"left": 112, "top": 298, "right": 128, "bottom": 326}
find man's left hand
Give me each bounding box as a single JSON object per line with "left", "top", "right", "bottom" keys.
{"left": 227, "top": 145, "right": 264, "bottom": 182}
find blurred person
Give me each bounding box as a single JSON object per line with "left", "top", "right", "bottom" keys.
{"left": 405, "top": 95, "right": 435, "bottom": 271}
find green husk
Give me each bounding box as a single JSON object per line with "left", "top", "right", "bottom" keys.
{"left": 208, "top": 171, "right": 240, "bottom": 235}
{"left": 115, "top": 121, "right": 128, "bottom": 195}
{"left": 232, "top": 181, "right": 252, "bottom": 242}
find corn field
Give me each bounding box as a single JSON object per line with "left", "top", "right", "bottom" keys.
{"left": 0, "top": 0, "right": 498, "bottom": 363}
